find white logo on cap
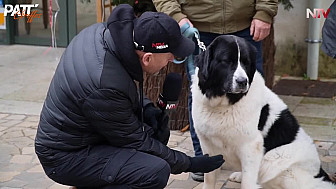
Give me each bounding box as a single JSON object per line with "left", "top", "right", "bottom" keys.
{"left": 152, "top": 42, "right": 169, "bottom": 49}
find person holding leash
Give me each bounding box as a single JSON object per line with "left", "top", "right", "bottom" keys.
{"left": 35, "top": 4, "right": 224, "bottom": 189}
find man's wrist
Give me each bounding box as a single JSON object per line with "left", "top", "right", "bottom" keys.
{"left": 172, "top": 12, "right": 188, "bottom": 24}
{"left": 253, "top": 10, "right": 273, "bottom": 24}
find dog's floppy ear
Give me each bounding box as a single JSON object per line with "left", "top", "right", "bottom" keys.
{"left": 195, "top": 43, "right": 214, "bottom": 80}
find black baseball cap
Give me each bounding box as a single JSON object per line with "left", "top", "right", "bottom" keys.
{"left": 133, "top": 12, "right": 195, "bottom": 58}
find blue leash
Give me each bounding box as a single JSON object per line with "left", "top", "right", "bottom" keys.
{"left": 173, "top": 23, "right": 206, "bottom": 76}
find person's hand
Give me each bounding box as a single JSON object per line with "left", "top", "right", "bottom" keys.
{"left": 143, "top": 104, "right": 161, "bottom": 132}
{"left": 250, "top": 19, "right": 271, "bottom": 41}
{"left": 178, "top": 18, "right": 193, "bottom": 28}
{"left": 143, "top": 104, "right": 170, "bottom": 144}
{"left": 187, "top": 154, "right": 225, "bottom": 173}
{"left": 156, "top": 112, "right": 170, "bottom": 145}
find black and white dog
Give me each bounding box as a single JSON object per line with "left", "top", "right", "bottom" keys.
{"left": 191, "top": 35, "right": 336, "bottom": 189}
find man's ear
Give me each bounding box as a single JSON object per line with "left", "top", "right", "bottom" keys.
{"left": 142, "top": 52, "right": 153, "bottom": 67}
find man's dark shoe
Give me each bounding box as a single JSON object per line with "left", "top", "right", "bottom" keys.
{"left": 191, "top": 172, "right": 204, "bottom": 182}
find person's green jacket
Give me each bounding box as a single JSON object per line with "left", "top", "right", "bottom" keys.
{"left": 153, "top": 0, "right": 278, "bottom": 34}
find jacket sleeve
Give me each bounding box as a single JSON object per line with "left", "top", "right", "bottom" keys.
{"left": 254, "top": 0, "right": 278, "bottom": 23}
{"left": 152, "top": 0, "right": 187, "bottom": 23}
{"left": 82, "top": 88, "right": 191, "bottom": 174}
{"left": 321, "top": 1, "right": 336, "bottom": 58}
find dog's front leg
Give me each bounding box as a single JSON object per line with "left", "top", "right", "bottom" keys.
{"left": 239, "top": 136, "right": 263, "bottom": 189}
{"left": 197, "top": 135, "right": 219, "bottom": 189}
{"left": 204, "top": 168, "right": 220, "bottom": 189}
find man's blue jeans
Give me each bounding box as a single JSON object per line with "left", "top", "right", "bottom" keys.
{"left": 187, "top": 27, "right": 263, "bottom": 157}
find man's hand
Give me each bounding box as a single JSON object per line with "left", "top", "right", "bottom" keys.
{"left": 186, "top": 154, "right": 225, "bottom": 173}
{"left": 156, "top": 112, "right": 170, "bottom": 145}
{"left": 250, "top": 19, "right": 271, "bottom": 41}
{"left": 143, "top": 104, "right": 161, "bottom": 132}
{"left": 178, "top": 18, "right": 193, "bottom": 28}
{"left": 143, "top": 104, "right": 170, "bottom": 145}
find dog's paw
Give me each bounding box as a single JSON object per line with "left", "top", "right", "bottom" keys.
{"left": 229, "top": 172, "right": 242, "bottom": 183}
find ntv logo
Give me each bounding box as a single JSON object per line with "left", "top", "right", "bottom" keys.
{"left": 306, "top": 8, "right": 330, "bottom": 18}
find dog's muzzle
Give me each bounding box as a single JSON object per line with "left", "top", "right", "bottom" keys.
{"left": 231, "top": 76, "right": 249, "bottom": 93}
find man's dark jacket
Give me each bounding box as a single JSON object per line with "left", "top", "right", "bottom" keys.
{"left": 321, "top": 1, "right": 336, "bottom": 58}
{"left": 35, "top": 5, "right": 190, "bottom": 174}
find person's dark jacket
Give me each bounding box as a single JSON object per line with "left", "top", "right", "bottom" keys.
{"left": 35, "top": 5, "right": 190, "bottom": 174}
{"left": 321, "top": 1, "right": 336, "bottom": 58}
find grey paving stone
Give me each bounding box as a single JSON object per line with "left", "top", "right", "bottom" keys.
{"left": 49, "top": 183, "right": 72, "bottom": 189}
{"left": 10, "top": 155, "right": 33, "bottom": 164}
{"left": 0, "top": 172, "right": 20, "bottom": 182}
{"left": 301, "top": 97, "right": 336, "bottom": 105}
{"left": 0, "top": 114, "right": 9, "bottom": 119}
{"left": 0, "top": 178, "right": 27, "bottom": 188}
{"left": 21, "top": 147, "right": 35, "bottom": 155}
{"left": 293, "top": 104, "right": 336, "bottom": 119}
{"left": 328, "top": 161, "right": 336, "bottom": 173}
{"left": 26, "top": 164, "right": 44, "bottom": 173}
{"left": 170, "top": 130, "right": 184, "bottom": 136}
{"left": 278, "top": 95, "right": 303, "bottom": 112}
{"left": 24, "top": 116, "right": 40, "bottom": 123}
{"left": 301, "top": 125, "right": 336, "bottom": 142}
{"left": 0, "top": 100, "right": 43, "bottom": 116}
{"left": 167, "top": 141, "right": 178, "bottom": 148}
{"left": 329, "top": 144, "right": 336, "bottom": 156}
{"left": 169, "top": 173, "right": 189, "bottom": 181}
{"left": 13, "top": 172, "right": 52, "bottom": 186}
{"left": 3, "top": 137, "right": 34, "bottom": 149}
{"left": 22, "top": 128, "right": 37, "bottom": 138}
{"left": 0, "top": 163, "right": 38, "bottom": 173}
{"left": 222, "top": 180, "right": 241, "bottom": 189}
{"left": 182, "top": 131, "right": 190, "bottom": 137}
{"left": 23, "top": 179, "right": 54, "bottom": 189}
{"left": 166, "top": 179, "right": 200, "bottom": 189}
{"left": 296, "top": 116, "right": 334, "bottom": 127}
{"left": 15, "top": 121, "right": 38, "bottom": 129}
{"left": 0, "top": 120, "right": 22, "bottom": 128}
{"left": 169, "top": 134, "right": 187, "bottom": 143}
{"left": 0, "top": 143, "right": 20, "bottom": 157}
{"left": 176, "top": 137, "right": 193, "bottom": 152}
{"left": 315, "top": 141, "right": 334, "bottom": 156}
{"left": 0, "top": 119, "right": 9, "bottom": 124}
{"left": 4, "top": 115, "right": 26, "bottom": 121}
{"left": 1, "top": 130, "right": 24, "bottom": 139}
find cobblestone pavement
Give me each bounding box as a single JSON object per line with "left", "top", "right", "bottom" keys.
{"left": 0, "top": 111, "right": 335, "bottom": 189}
{"left": 0, "top": 45, "right": 336, "bottom": 189}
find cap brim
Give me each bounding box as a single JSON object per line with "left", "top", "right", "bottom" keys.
{"left": 171, "top": 36, "right": 195, "bottom": 58}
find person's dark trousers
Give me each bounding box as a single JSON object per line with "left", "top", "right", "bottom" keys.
{"left": 35, "top": 144, "right": 171, "bottom": 189}
{"left": 187, "top": 27, "right": 264, "bottom": 158}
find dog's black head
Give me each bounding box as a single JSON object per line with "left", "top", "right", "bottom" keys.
{"left": 195, "top": 35, "right": 257, "bottom": 104}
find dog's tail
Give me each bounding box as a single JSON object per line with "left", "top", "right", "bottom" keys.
{"left": 315, "top": 167, "right": 336, "bottom": 184}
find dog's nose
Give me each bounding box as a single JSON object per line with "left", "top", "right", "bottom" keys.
{"left": 236, "top": 77, "right": 247, "bottom": 88}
